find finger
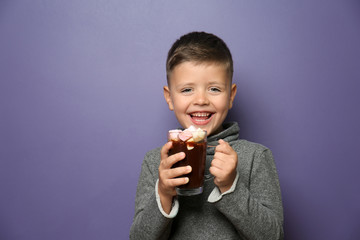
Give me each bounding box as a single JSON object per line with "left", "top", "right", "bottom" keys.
{"left": 165, "top": 165, "right": 192, "bottom": 179}
{"left": 165, "top": 177, "right": 190, "bottom": 187}
{"left": 215, "top": 140, "right": 235, "bottom": 155}
{"left": 167, "top": 152, "right": 186, "bottom": 168}
{"left": 211, "top": 158, "right": 225, "bottom": 170}
{"left": 209, "top": 166, "right": 222, "bottom": 178}
{"left": 215, "top": 140, "right": 229, "bottom": 152}
{"left": 213, "top": 152, "right": 228, "bottom": 163}
{"left": 160, "top": 151, "right": 186, "bottom": 170}
{"left": 161, "top": 141, "right": 173, "bottom": 160}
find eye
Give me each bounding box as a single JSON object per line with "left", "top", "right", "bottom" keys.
{"left": 209, "top": 87, "right": 221, "bottom": 92}
{"left": 181, "top": 88, "right": 193, "bottom": 93}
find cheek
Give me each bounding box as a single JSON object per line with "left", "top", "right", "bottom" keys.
{"left": 172, "top": 99, "right": 189, "bottom": 113}
{"left": 215, "top": 99, "right": 230, "bottom": 111}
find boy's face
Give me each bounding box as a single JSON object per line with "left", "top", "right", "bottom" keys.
{"left": 164, "top": 61, "right": 237, "bottom": 136}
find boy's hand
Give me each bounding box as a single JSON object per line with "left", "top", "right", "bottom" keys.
{"left": 209, "top": 139, "right": 238, "bottom": 194}
{"left": 158, "top": 141, "right": 192, "bottom": 214}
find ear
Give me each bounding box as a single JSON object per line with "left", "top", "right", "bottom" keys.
{"left": 229, "top": 83, "right": 237, "bottom": 109}
{"left": 163, "top": 86, "right": 174, "bottom": 111}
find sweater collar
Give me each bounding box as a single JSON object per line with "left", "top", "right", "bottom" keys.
{"left": 206, "top": 122, "right": 240, "bottom": 155}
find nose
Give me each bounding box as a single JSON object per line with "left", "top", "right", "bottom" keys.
{"left": 193, "top": 90, "right": 210, "bottom": 105}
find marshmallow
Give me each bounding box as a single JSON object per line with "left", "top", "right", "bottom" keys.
{"left": 179, "top": 130, "right": 193, "bottom": 142}
{"left": 169, "top": 130, "right": 182, "bottom": 141}
{"left": 192, "top": 128, "right": 206, "bottom": 142}
{"left": 169, "top": 126, "right": 206, "bottom": 143}
{"left": 187, "top": 143, "right": 194, "bottom": 150}
{"left": 187, "top": 125, "right": 197, "bottom": 131}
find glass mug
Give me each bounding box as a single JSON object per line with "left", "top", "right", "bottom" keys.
{"left": 168, "top": 129, "right": 207, "bottom": 196}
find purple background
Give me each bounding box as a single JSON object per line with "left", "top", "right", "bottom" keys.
{"left": 1, "top": 0, "right": 359, "bottom": 239}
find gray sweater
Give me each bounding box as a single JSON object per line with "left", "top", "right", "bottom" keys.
{"left": 130, "top": 122, "right": 283, "bottom": 239}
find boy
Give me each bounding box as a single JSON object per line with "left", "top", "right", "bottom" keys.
{"left": 130, "top": 32, "right": 283, "bottom": 239}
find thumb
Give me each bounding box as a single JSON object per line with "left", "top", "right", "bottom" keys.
{"left": 161, "top": 141, "right": 173, "bottom": 160}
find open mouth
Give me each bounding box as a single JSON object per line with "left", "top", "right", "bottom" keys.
{"left": 189, "top": 112, "right": 214, "bottom": 125}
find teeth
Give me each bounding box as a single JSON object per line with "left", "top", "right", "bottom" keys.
{"left": 191, "top": 113, "right": 211, "bottom": 117}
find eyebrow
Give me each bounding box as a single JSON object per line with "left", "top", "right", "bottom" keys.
{"left": 173, "top": 81, "right": 195, "bottom": 88}
{"left": 174, "top": 80, "right": 227, "bottom": 88}
{"left": 208, "top": 80, "right": 226, "bottom": 84}
{"left": 207, "top": 81, "right": 228, "bottom": 87}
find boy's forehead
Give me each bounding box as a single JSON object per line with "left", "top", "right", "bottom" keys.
{"left": 168, "top": 61, "right": 232, "bottom": 85}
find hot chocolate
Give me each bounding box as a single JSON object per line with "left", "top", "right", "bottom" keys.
{"left": 168, "top": 126, "right": 207, "bottom": 196}
{"left": 170, "top": 140, "right": 207, "bottom": 189}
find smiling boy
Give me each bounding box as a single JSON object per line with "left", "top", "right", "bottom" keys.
{"left": 130, "top": 32, "right": 283, "bottom": 240}
{"left": 164, "top": 61, "right": 237, "bottom": 136}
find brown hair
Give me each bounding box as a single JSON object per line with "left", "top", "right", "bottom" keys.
{"left": 166, "top": 31, "right": 233, "bottom": 84}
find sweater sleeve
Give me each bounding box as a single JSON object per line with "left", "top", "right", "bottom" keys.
{"left": 129, "top": 151, "right": 174, "bottom": 240}
{"left": 213, "top": 148, "right": 284, "bottom": 240}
